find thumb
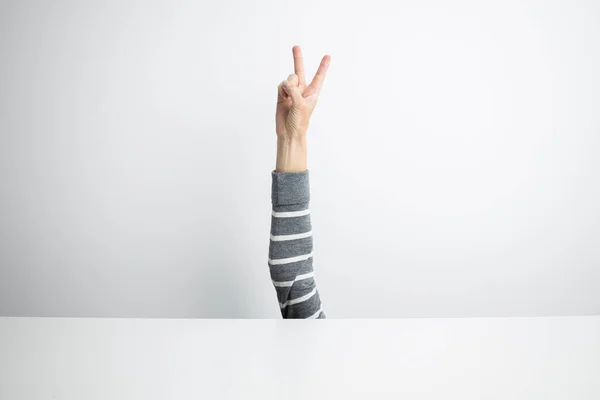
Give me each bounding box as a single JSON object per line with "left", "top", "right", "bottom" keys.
{"left": 282, "top": 77, "right": 304, "bottom": 107}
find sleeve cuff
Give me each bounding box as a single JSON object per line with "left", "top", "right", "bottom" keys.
{"left": 271, "top": 169, "right": 310, "bottom": 206}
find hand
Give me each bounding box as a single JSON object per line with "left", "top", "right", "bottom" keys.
{"left": 276, "top": 45, "right": 331, "bottom": 139}
{"left": 275, "top": 45, "right": 331, "bottom": 172}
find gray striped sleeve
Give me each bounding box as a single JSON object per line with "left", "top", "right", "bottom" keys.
{"left": 269, "top": 169, "right": 326, "bottom": 319}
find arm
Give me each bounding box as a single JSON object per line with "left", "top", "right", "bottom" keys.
{"left": 269, "top": 168, "right": 323, "bottom": 318}
{"left": 268, "top": 46, "right": 330, "bottom": 319}
{"left": 269, "top": 143, "right": 324, "bottom": 318}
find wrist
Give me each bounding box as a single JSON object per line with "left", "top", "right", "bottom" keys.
{"left": 276, "top": 136, "right": 307, "bottom": 172}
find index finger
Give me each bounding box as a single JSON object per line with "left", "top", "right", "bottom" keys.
{"left": 292, "top": 45, "right": 306, "bottom": 87}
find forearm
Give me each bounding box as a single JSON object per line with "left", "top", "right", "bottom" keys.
{"left": 269, "top": 138, "right": 325, "bottom": 319}
{"left": 275, "top": 136, "right": 307, "bottom": 173}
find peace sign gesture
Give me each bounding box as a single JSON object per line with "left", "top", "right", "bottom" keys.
{"left": 276, "top": 45, "right": 331, "bottom": 140}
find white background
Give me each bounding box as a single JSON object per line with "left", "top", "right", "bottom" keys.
{"left": 0, "top": 0, "right": 599, "bottom": 317}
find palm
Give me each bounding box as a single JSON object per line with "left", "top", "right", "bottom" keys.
{"left": 276, "top": 46, "right": 330, "bottom": 138}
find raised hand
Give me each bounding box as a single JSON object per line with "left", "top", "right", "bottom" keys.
{"left": 276, "top": 45, "right": 331, "bottom": 138}
{"left": 275, "top": 45, "right": 331, "bottom": 172}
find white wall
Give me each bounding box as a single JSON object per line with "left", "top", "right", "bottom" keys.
{"left": 0, "top": 0, "right": 598, "bottom": 317}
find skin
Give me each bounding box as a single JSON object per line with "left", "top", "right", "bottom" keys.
{"left": 275, "top": 45, "right": 331, "bottom": 172}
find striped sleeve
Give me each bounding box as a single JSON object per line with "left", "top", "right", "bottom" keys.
{"left": 269, "top": 169, "right": 325, "bottom": 319}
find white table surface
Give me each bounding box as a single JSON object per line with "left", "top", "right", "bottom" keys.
{"left": 1, "top": 316, "right": 599, "bottom": 399}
